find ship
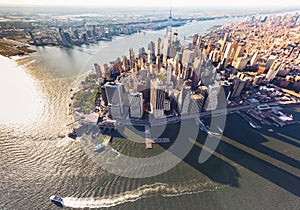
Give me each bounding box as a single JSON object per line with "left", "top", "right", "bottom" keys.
{"left": 50, "top": 195, "right": 64, "bottom": 207}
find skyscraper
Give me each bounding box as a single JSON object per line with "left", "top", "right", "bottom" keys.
{"left": 265, "top": 55, "right": 277, "bottom": 70}
{"left": 266, "top": 60, "right": 281, "bottom": 81}
{"left": 203, "top": 83, "right": 221, "bottom": 111}
{"left": 223, "top": 42, "right": 233, "bottom": 67}
{"left": 58, "top": 28, "right": 70, "bottom": 47}
{"left": 182, "top": 48, "right": 194, "bottom": 66}
{"left": 233, "top": 42, "right": 246, "bottom": 61}
{"left": 178, "top": 84, "right": 191, "bottom": 115}
{"left": 232, "top": 56, "right": 250, "bottom": 70}
{"left": 250, "top": 51, "right": 259, "bottom": 66}
{"left": 166, "top": 64, "right": 172, "bottom": 84}
{"left": 104, "top": 82, "right": 125, "bottom": 119}
{"left": 155, "top": 38, "right": 162, "bottom": 56}
{"left": 230, "top": 78, "right": 245, "bottom": 99}
{"left": 220, "top": 32, "right": 229, "bottom": 53}
{"left": 94, "top": 63, "right": 102, "bottom": 78}
{"left": 162, "top": 5, "right": 173, "bottom": 64}
{"left": 150, "top": 79, "right": 166, "bottom": 118}
{"left": 129, "top": 48, "right": 135, "bottom": 70}
{"left": 129, "top": 92, "right": 144, "bottom": 119}
{"left": 277, "top": 62, "right": 290, "bottom": 76}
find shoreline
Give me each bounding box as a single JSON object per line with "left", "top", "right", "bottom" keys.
{"left": 0, "top": 38, "right": 36, "bottom": 58}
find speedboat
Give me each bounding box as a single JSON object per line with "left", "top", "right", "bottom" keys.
{"left": 68, "top": 129, "right": 77, "bottom": 139}
{"left": 50, "top": 195, "right": 64, "bottom": 207}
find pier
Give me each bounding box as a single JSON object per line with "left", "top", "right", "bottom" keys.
{"left": 237, "top": 111, "right": 262, "bottom": 129}
{"left": 145, "top": 125, "right": 153, "bottom": 149}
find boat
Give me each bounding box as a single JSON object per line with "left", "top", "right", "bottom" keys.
{"left": 249, "top": 122, "right": 261, "bottom": 129}
{"left": 216, "top": 126, "right": 223, "bottom": 133}
{"left": 95, "top": 144, "right": 105, "bottom": 152}
{"left": 195, "top": 117, "right": 213, "bottom": 137}
{"left": 68, "top": 129, "right": 77, "bottom": 139}
{"left": 50, "top": 195, "right": 64, "bottom": 207}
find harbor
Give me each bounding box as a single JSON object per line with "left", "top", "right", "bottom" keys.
{"left": 237, "top": 105, "right": 296, "bottom": 129}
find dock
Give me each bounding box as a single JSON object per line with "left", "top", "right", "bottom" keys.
{"left": 237, "top": 111, "right": 261, "bottom": 129}
{"left": 145, "top": 125, "right": 153, "bottom": 149}
{"left": 245, "top": 110, "right": 272, "bottom": 125}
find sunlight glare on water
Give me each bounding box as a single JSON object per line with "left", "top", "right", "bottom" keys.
{"left": 0, "top": 56, "right": 42, "bottom": 124}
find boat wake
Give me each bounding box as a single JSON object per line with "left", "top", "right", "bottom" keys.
{"left": 63, "top": 182, "right": 225, "bottom": 209}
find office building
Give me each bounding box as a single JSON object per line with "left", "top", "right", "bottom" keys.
{"left": 107, "top": 104, "right": 123, "bottom": 119}
{"left": 178, "top": 84, "right": 191, "bottom": 115}
{"left": 58, "top": 28, "right": 70, "bottom": 47}
{"left": 265, "top": 55, "right": 277, "bottom": 70}
{"left": 150, "top": 79, "right": 166, "bottom": 118}
{"left": 277, "top": 63, "right": 290, "bottom": 76}
{"left": 94, "top": 63, "right": 102, "bottom": 78}
{"left": 266, "top": 60, "right": 281, "bottom": 81}
{"left": 230, "top": 78, "right": 245, "bottom": 99}
{"left": 250, "top": 51, "right": 259, "bottom": 66}
{"left": 182, "top": 48, "right": 194, "bottom": 65}
{"left": 156, "top": 38, "right": 162, "bottom": 55}
{"left": 129, "top": 48, "right": 135, "bottom": 70}
{"left": 253, "top": 75, "right": 265, "bottom": 85}
{"left": 233, "top": 42, "right": 246, "bottom": 61}
{"left": 232, "top": 57, "right": 250, "bottom": 70}
{"left": 129, "top": 92, "right": 144, "bottom": 119}
{"left": 203, "top": 83, "right": 221, "bottom": 111}
{"left": 104, "top": 82, "right": 125, "bottom": 118}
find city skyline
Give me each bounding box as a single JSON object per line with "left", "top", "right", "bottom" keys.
{"left": 1, "top": 0, "right": 300, "bottom": 8}
{"left": 0, "top": 1, "right": 299, "bottom": 208}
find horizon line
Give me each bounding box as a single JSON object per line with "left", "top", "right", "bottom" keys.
{"left": 0, "top": 4, "right": 300, "bottom": 9}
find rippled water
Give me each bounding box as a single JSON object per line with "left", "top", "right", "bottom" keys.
{"left": 1, "top": 17, "right": 300, "bottom": 210}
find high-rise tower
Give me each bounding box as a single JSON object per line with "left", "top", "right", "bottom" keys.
{"left": 163, "top": 5, "right": 173, "bottom": 63}
{"left": 266, "top": 60, "right": 281, "bottom": 81}
{"left": 150, "top": 78, "right": 166, "bottom": 118}
{"left": 129, "top": 92, "right": 144, "bottom": 119}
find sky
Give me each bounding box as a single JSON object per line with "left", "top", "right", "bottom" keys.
{"left": 1, "top": 0, "right": 300, "bottom": 8}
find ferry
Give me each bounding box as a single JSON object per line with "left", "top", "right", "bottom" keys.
{"left": 50, "top": 195, "right": 64, "bottom": 207}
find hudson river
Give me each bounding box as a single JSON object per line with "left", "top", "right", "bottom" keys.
{"left": 0, "top": 16, "right": 299, "bottom": 209}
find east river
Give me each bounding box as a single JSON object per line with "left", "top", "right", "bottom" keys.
{"left": 0, "top": 16, "right": 299, "bottom": 210}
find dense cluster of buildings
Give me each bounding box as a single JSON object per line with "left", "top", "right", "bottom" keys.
{"left": 89, "top": 13, "right": 300, "bottom": 121}
{"left": 205, "top": 13, "right": 300, "bottom": 93}
{"left": 0, "top": 10, "right": 189, "bottom": 47}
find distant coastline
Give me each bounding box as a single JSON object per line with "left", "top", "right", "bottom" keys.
{"left": 0, "top": 38, "right": 35, "bottom": 57}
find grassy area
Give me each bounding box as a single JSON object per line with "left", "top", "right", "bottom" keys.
{"left": 72, "top": 81, "right": 101, "bottom": 114}
{"left": 85, "top": 74, "right": 98, "bottom": 83}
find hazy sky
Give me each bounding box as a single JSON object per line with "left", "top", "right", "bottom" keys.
{"left": 1, "top": 0, "right": 300, "bottom": 7}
